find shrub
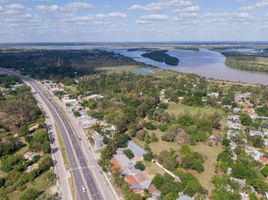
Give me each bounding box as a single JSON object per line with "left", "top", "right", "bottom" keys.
{"left": 144, "top": 121, "right": 157, "bottom": 130}
{"left": 261, "top": 166, "right": 268, "bottom": 177}
{"left": 123, "top": 149, "right": 134, "bottom": 159}
{"left": 135, "top": 161, "right": 145, "bottom": 171}
{"left": 20, "top": 188, "right": 40, "bottom": 200}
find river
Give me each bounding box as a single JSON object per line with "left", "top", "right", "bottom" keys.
{"left": 111, "top": 48, "right": 268, "bottom": 85}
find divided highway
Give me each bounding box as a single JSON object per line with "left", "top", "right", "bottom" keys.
{"left": 0, "top": 68, "right": 114, "bottom": 200}
{"left": 28, "top": 79, "right": 103, "bottom": 200}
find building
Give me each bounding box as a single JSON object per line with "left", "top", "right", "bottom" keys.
{"left": 87, "top": 94, "right": 104, "bottom": 100}
{"left": 208, "top": 92, "right": 219, "bottom": 98}
{"left": 176, "top": 194, "right": 194, "bottom": 200}
{"left": 77, "top": 115, "right": 98, "bottom": 129}
{"left": 227, "top": 130, "right": 240, "bottom": 140}
{"left": 91, "top": 131, "right": 104, "bottom": 150}
{"left": 127, "top": 141, "right": 146, "bottom": 159}
{"left": 23, "top": 152, "right": 40, "bottom": 161}
{"left": 249, "top": 130, "right": 263, "bottom": 137}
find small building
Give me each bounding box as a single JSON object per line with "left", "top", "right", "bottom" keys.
{"left": 77, "top": 115, "right": 98, "bottom": 129}
{"left": 228, "top": 115, "right": 240, "bottom": 123}
{"left": 23, "top": 152, "right": 40, "bottom": 161}
{"left": 176, "top": 194, "right": 194, "bottom": 200}
{"left": 208, "top": 92, "right": 219, "bottom": 98}
{"left": 127, "top": 141, "right": 146, "bottom": 159}
{"left": 227, "top": 130, "right": 240, "bottom": 140}
{"left": 249, "top": 130, "right": 263, "bottom": 137}
{"left": 25, "top": 163, "right": 39, "bottom": 173}
{"left": 87, "top": 94, "right": 104, "bottom": 101}
{"left": 91, "top": 131, "right": 104, "bottom": 150}
{"left": 207, "top": 135, "right": 221, "bottom": 146}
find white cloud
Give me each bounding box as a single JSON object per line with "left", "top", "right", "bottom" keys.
{"left": 141, "top": 14, "right": 169, "bottom": 21}
{"left": 129, "top": 0, "right": 194, "bottom": 12}
{"left": 4, "top": 3, "right": 25, "bottom": 14}
{"left": 239, "top": 0, "right": 268, "bottom": 11}
{"left": 36, "top": 5, "right": 60, "bottom": 12}
{"left": 96, "top": 12, "right": 127, "bottom": 18}
{"left": 65, "top": 2, "right": 92, "bottom": 11}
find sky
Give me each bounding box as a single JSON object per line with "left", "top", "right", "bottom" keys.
{"left": 1, "top": 0, "right": 268, "bottom": 42}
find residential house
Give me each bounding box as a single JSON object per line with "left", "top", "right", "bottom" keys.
{"left": 23, "top": 152, "right": 40, "bottom": 161}
{"left": 176, "top": 194, "right": 195, "bottom": 200}
{"left": 127, "top": 141, "right": 146, "bottom": 159}
{"left": 208, "top": 92, "right": 219, "bottom": 98}
{"left": 77, "top": 115, "right": 98, "bottom": 129}
{"left": 249, "top": 130, "right": 263, "bottom": 137}
{"left": 227, "top": 130, "right": 240, "bottom": 140}
{"left": 86, "top": 94, "right": 104, "bottom": 101}
{"left": 91, "top": 131, "right": 104, "bottom": 151}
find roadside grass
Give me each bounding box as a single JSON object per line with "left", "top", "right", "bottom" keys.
{"left": 55, "top": 125, "right": 70, "bottom": 170}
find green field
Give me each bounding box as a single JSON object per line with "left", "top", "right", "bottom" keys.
{"left": 166, "top": 103, "right": 225, "bottom": 117}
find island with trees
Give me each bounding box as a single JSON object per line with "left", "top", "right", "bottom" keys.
{"left": 142, "top": 50, "right": 179, "bottom": 66}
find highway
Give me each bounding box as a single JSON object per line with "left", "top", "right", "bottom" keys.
{"left": 0, "top": 68, "right": 109, "bottom": 200}
{"left": 29, "top": 79, "right": 103, "bottom": 200}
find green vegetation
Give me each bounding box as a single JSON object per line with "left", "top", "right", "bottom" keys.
{"left": 134, "top": 161, "right": 145, "bottom": 171}
{"left": 222, "top": 52, "right": 268, "bottom": 73}
{"left": 0, "top": 79, "right": 55, "bottom": 199}
{"left": 142, "top": 50, "right": 179, "bottom": 66}
{"left": 123, "top": 149, "right": 134, "bottom": 159}
{"left": 0, "top": 49, "right": 146, "bottom": 79}
{"left": 152, "top": 172, "right": 207, "bottom": 199}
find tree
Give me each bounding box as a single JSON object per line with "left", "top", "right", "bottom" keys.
{"left": 144, "top": 121, "right": 157, "bottom": 130}
{"left": 114, "top": 133, "right": 129, "bottom": 148}
{"left": 249, "top": 136, "right": 264, "bottom": 148}
{"left": 158, "top": 149, "right": 178, "bottom": 171}
{"left": 150, "top": 132, "right": 158, "bottom": 142}
{"left": 152, "top": 174, "right": 164, "bottom": 189}
{"left": 261, "top": 166, "right": 268, "bottom": 177}
{"left": 123, "top": 149, "right": 134, "bottom": 159}
{"left": 134, "top": 161, "right": 145, "bottom": 171}
{"left": 143, "top": 151, "right": 154, "bottom": 161}
{"left": 240, "top": 113, "right": 252, "bottom": 126}
{"left": 211, "top": 189, "right": 241, "bottom": 200}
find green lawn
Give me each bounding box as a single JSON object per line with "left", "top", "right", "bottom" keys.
{"left": 167, "top": 103, "right": 225, "bottom": 117}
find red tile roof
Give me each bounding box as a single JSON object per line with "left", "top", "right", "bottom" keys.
{"left": 110, "top": 158, "right": 122, "bottom": 173}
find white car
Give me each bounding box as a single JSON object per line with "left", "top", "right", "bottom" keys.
{"left": 82, "top": 186, "right": 86, "bottom": 193}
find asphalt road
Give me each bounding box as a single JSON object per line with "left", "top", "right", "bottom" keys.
{"left": 0, "top": 68, "right": 104, "bottom": 200}
{"left": 29, "top": 79, "right": 103, "bottom": 200}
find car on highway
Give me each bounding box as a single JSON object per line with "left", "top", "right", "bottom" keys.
{"left": 82, "top": 185, "right": 86, "bottom": 193}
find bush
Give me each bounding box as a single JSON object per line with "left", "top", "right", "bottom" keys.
{"left": 158, "top": 123, "right": 169, "bottom": 132}
{"left": 261, "top": 166, "right": 268, "bottom": 177}
{"left": 123, "top": 149, "right": 134, "bottom": 159}
{"left": 240, "top": 113, "right": 252, "bottom": 126}
{"left": 135, "top": 161, "right": 145, "bottom": 171}
{"left": 159, "top": 103, "right": 169, "bottom": 110}
{"left": 143, "top": 151, "right": 154, "bottom": 161}
{"left": 144, "top": 121, "right": 157, "bottom": 130}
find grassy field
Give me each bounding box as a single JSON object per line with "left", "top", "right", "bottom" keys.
{"left": 190, "top": 144, "right": 222, "bottom": 195}
{"left": 166, "top": 103, "right": 225, "bottom": 117}
{"left": 96, "top": 65, "right": 141, "bottom": 73}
